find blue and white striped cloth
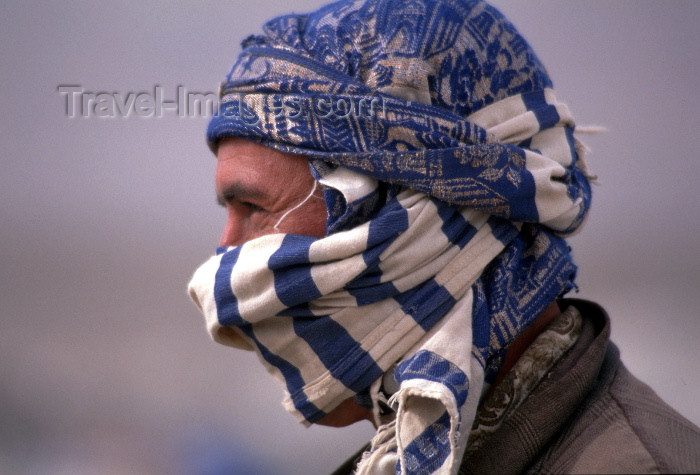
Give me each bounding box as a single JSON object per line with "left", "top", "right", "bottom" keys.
{"left": 188, "top": 1, "right": 593, "bottom": 473}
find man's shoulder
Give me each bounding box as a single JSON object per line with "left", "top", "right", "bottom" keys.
{"left": 532, "top": 300, "right": 700, "bottom": 473}
{"left": 462, "top": 299, "right": 700, "bottom": 474}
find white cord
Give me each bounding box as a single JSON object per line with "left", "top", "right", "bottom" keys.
{"left": 273, "top": 180, "right": 319, "bottom": 232}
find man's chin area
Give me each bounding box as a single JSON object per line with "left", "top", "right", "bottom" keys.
{"left": 315, "top": 398, "right": 374, "bottom": 427}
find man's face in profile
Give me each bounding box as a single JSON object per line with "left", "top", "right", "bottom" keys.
{"left": 215, "top": 138, "right": 327, "bottom": 247}
{"left": 214, "top": 137, "right": 375, "bottom": 427}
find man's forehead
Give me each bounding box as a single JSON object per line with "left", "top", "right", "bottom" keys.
{"left": 216, "top": 138, "right": 308, "bottom": 169}
{"left": 215, "top": 138, "right": 315, "bottom": 198}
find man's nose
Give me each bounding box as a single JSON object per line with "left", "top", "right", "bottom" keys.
{"left": 219, "top": 211, "right": 245, "bottom": 247}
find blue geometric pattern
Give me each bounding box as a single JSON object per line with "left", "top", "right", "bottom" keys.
{"left": 207, "top": 0, "right": 588, "bottom": 228}
{"left": 396, "top": 351, "right": 469, "bottom": 408}
{"left": 400, "top": 411, "right": 452, "bottom": 475}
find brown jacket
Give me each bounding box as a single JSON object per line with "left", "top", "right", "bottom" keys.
{"left": 460, "top": 299, "right": 700, "bottom": 474}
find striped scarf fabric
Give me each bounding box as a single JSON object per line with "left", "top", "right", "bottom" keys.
{"left": 188, "top": 0, "right": 592, "bottom": 473}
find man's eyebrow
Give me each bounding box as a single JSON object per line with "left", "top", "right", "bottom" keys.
{"left": 216, "top": 182, "right": 267, "bottom": 206}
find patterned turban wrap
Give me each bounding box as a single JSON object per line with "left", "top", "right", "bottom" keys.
{"left": 188, "top": 0, "right": 593, "bottom": 473}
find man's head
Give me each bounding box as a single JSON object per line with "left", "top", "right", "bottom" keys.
{"left": 190, "top": 1, "right": 593, "bottom": 472}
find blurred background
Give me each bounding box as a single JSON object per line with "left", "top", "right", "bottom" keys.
{"left": 1, "top": 1, "right": 698, "bottom": 473}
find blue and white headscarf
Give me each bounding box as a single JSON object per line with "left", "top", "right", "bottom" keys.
{"left": 188, "top": 0, "right": 592, "bottom": 473}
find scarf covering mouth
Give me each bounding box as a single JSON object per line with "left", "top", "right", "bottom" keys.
{"left": 188, "top": 0, "right": 593, "bottom": 473}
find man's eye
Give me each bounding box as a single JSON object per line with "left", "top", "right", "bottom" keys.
{"left": 241, "top": 201, "right": 263, "bottom": 212}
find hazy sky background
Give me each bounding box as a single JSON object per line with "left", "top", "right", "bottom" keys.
{"left": 1, "top": 1, "right": 699, "bottom": 473}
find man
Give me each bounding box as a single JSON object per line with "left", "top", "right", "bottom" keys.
{"left": 188, "top": 0, "right": 700, "bottom": 473}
